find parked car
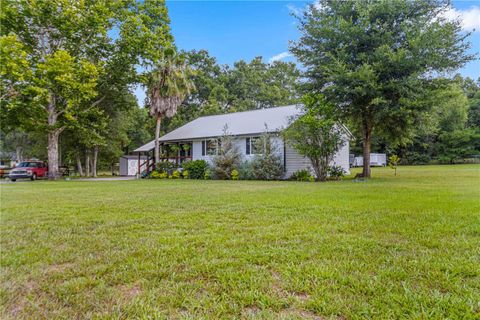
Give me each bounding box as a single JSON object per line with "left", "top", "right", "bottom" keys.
{"left": 9, "top": 161, "right": 48, "bottom": 181}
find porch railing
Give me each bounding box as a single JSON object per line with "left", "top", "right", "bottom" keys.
{"left": 138, "top": 155, "right": 192, "bottom": 176}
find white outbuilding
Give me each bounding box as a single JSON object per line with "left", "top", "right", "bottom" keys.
{"left": 353, "top": 153, "right": 387, "bottom": 167}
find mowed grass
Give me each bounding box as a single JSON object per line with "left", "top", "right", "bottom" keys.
{"left": 1, "top": 165, "right": 479, "bottom": 319}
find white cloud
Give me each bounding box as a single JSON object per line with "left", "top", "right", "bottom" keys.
{"left": 288, "top": 2, "right": 479, "bottom": 32}
{"left": 286, "top": 4, "right": 302, "bottom": 16}
{"left": 287, "top": 1, "right": 322, "bottom": 16}
{"left": 269, "top": 51, "right": 293, "bottom": 63}
{"left": 442, "top": 6, "right": 480, "bottom": 32}
{"left": 313, "top": 1, "right": 323, "bottom": 11}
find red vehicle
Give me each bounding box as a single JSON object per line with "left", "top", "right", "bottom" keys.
{"left": 9, "top": 161, "right": 48, "bottom": 181}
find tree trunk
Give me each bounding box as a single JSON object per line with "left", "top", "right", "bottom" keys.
{"left": 47, "top": 94, "right": 63, "bottom": 180}
{"left": 15, "top": 146, "right": 23, "bottom": 162}
{"left": 76, "top": 153, "right": 84, "bottom": 176}
{"left": 47, "top": 130, "right": 61, "bottom": 179}
{"left": 85, "top": 152, "right": 90, "bottom": 177}
{"left": 92, "top": 146, "right": 98, "bottom": 178}
{"left": 58, "top": 143, "right": 62, "bottom": 167}
{"left": 155, "top": 115, "right": 162, "bottom": 164}
{"left": 362, "top": 122, "right": 372, "bottom": 178}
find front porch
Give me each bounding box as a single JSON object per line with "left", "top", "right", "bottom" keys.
{"left": 135, "top": 141, "right": 192, "bottom": 176}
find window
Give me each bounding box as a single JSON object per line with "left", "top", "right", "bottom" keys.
{"left": 246, "top": 136, "right": 261, "bottom": 155}
{"left": 17, "top": 162, "right": 38, "bottom": 168}
{"left": 202, "top": 139, "right": 218, "bottom": 156}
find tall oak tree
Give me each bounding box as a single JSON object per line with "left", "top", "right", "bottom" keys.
{"left": 291, "top": 0, "right": 473, "bottom": 177}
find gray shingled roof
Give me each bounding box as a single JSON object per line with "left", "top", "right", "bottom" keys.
{"left": 134, "top": 105, "right": 302, "bottom": 152}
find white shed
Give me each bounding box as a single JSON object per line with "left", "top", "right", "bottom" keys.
{"left": 119, "top": 155, "right": 147, "bottom": 176}
{"left": 353, "top": 153, "right": 387, "bottom": 167}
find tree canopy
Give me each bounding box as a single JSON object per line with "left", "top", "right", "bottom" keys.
{"left": 0, "top": 0, "right": 173, "bottom": 178}
{"left": 291, "top": 0, "right": 473, "bottom": 177}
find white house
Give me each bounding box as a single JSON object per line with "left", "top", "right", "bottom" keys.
{"left": 133, "top": 105, "right": 352, "bottom": 178}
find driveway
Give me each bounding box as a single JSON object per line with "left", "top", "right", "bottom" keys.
{"left": 1, "top": 176, "right": 136, "bottom": 184}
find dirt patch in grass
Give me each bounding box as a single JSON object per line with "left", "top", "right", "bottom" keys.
{"left": 271, "top": 270, "right": 310, "bottom": 302}
{"left": 241, "top": 305, "right": 261, "bottom": 318}
{"left": 9, "top": 297, "right": 27, "bottom": 319}
{"left": 278, "top": 308, "right": 325, "bottom": 320}
{"left": 271, "top": 270, "right": 287, "bottom": 298}
{"left": 116, "top": 283, "right": 142, "bottom": 301}
{"left": 45, "top": 262, "right": 75, "bottom": 274}
{"left": 290, "top": 291, "right": 309, "bottom": 302}
{"left": 5, "top": 280, "right": 39, "bottom": 319}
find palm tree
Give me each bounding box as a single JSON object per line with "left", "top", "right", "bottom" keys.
{"left": 146, "top": 48, "right": 194, "bottom": 164}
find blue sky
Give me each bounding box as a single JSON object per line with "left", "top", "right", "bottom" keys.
{"left": 136, "top": 1, "right": 480, "bottom": 104}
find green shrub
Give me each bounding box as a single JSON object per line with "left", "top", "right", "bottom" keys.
{"left": 159, "top": 172, "right": 168, "bottom": 179}
{"left": 149, "top": 171, "right": 168, "bottom": 179}
{"left": 251, "top": 155, "right": 284, "bottom": 180}
{"left": 149, "top": 171, "right": 161, "bottom": 179}
{"left": 250, "top": 134, "right": 284, "bottom": 180}
{"left": 231, "top": 169, "right": 239, "bottom": 180}
{"left": 238, "top": 161, "right": 255, "bottom": 180}
{"left": 182, "top": 160, "right": 209, "bottom": 179}
{"left": 212, "top": 127, "right": 242, "bottom": 179}
{"left": 388, "top": 155, "right": 400, "bottom": 176}
{"left": 327, "top": 165, "right": 346, "bottom": 180}
{"left": 182, "top": 170, "right": 189, "bottom": 179}
{"left": 204, "top": 170, "right": 211, "bottom": 180}
{"left": 156, "top": 161, "right": 177, "bottom": 175}
{"left": 290, "top": 169, "right": 311, "bottom": 181}
{"left": 171, "top": 170, "right": 181, "bottom": 179}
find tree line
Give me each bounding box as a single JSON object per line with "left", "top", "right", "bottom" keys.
{"left": 1, "top": 0, "right": 478, "bottom": 179}
{"left": 0, "top": 0, "right": 300, "bottom": 178}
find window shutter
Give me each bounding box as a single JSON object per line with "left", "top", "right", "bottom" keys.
{"left": 202, "top": 141, "right": 205, "bottom": 156}
{"left": 246, "top": 138, "right": 250, "bottom": 155}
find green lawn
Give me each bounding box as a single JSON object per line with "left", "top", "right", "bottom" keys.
{"left": 1, "top": 165, "right": 479, "bottom": 319}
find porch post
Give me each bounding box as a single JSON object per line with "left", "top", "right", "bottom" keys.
{"left": 137, "top": 152, "right": 141, "bottom": 176}
{"left": 146, "top": 155, "right": 150, "bottom": 174}
{"left": 176, "top": 142, "right": 179, "bottom": 165}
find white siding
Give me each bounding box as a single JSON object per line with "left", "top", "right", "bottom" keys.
{"left": 190, "top": 135, "right": 350, "bottom": 179}
{"left": 192, "top": 138, "right": 246, "bottom": 163}
{"left": 192, "top": 136, "right": 284, "bottom": 164}
{"left": 284, "top": 136, "right": 350, "bottom": 178}
{"left": 192, "top": 140, "right": 208, "bottom": 162}
{"left": 284, "top": 143, "right": 311, "bottom": 178}
{"left": 331, "top": 139, "right": 350, "bottom": 174}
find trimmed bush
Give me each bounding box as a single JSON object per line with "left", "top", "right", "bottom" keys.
{"left": 251, "top": 156, "right": 284, "bottom": 180}
{"left": 150, "top": 171, "right": 168, "bottom": 179}
{"left": 212, "top": 127, "right": 241, "bottom": 179}
{"left": 250, "top": 134, "right": 284, "bottom": 180}
{"left": 238, "top": 161, "right": 255, "bottom": 180}
{"left": 204, "top": 170, "right": 211, "bottom": 180}
{"left": 171, "top": 170, "right": 181, "bottom": 179}
{"left": 290, "top": 169, "right": 311, "bottom": 181}
{"left": 182, "top": 160, "right": 209, "bottom": 179}
{"left": 327, "top": 165, "right": 346, "bottom": 180}
{"left": 156, "top": 161, "right": 177, "bottom": 175}
{"left": 231, "top": 169, "right": 239, "bottom": 180}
